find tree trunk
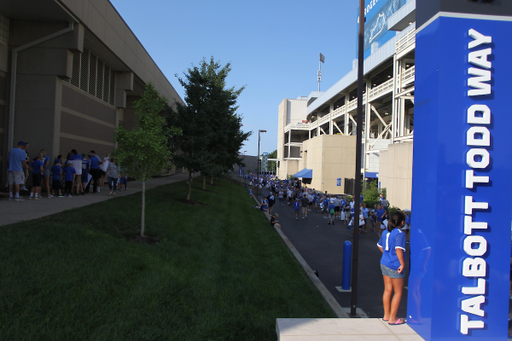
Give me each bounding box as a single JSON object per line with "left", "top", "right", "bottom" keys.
{"left": 141, "top": 179, "right": 146, "bottom": 236}
{"left": 202, "top": 176, "right": 206, "bottom": 190}
{"left": 210, "top": 176, "right": 213, "bottom": 185}
{"left": 187, "top": 171, "right": 192, "bottom": 201}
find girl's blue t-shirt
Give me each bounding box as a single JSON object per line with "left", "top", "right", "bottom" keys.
{"left": 377, "top": 228, "right": 406, "bottom": 270}
{"left": 43, "top": 155, "right": 50, "bottom": 169}
{"left": 31, "top": 160, "right": 43, "bottom": 174}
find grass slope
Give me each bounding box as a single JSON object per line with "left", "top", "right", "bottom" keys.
{"left": 1, "top": 177, "right": 334, "bottom": 341}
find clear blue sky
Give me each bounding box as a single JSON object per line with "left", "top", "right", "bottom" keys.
{"left": 110, "top": 0, "right": 360, "bottom": 156}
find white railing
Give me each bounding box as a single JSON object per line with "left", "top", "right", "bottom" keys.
{"left": 318, "top": 115, "right": 330, "bottom": 125}
{"left": 332, "top": 105, "right": 345, "bottom": 120}
{"left": 347, "top": 97, "right": 358, "bottom": 111}
{"left": 285, "top": 122, "right": 310, "bottom": 131}
{"left": 347, "top": 94, "right": 366, "bottom": 111}
{"left": 368, "top": 78, "right": 394, "bottom": 101}
{"left": 396, "top": 28, "right": 415, "bottom": 55}
{"left": 402, "top": 65, "right": 415, "bottom": 86}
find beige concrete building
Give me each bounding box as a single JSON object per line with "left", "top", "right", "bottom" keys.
{"left": 277, "top": 1, "right": 416, "bottom": 208}
{"left": 0, "top": 0, "right": 183, "bottom": 183}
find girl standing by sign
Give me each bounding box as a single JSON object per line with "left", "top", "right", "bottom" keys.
{"left": 377, "top": 210, "right": 407, "bottom": 325}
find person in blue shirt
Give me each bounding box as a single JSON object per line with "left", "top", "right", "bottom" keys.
{"left": 81, "top": 153, "right": 90, "bottom": 195}
{"left": 51, "top": 160, "right": 64, "bottom": 197}
{"left": 377, "top": 210, "right": 407, "bottom": 325}
{"left": 63, "top": 164, "right": 76, "bottom": 197}
{"left": 8, "top": 141, "right": 28, "bottom": 201}
{"left": 327, "top": 201, "right": 336, "bottom": 225}
{"left": 293, "top": 198, "right": 300, "bottom": 220}
{"left": 28, "top": 153, "right": 44, "bottom": 200}
{"left": 377, "top": 205, "right": 385, "bottom": 224}
{"left": 87, "top": 150, "right": 102, "bottom": 193}
{"left": 323, "top": 196, "right": 329, "bottom": 220}
{"left": 40, "top": 149, "right": 52, "bottom": 198}
{"left": 261, "top": 197, "right": 268, "bottom": 213}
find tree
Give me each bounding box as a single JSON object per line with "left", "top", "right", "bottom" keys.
{"left": 114, "top": 82, "right": 180, "bottom": 236}
{"left": 168, "top": 57, "right": 251, "bottom": 199}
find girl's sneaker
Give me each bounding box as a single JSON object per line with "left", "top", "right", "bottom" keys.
{"left": 48, "top": 194, "right": 53, "bottom": 198}
{"left": 58, "top": 194, "right": 65, "bottom": 197}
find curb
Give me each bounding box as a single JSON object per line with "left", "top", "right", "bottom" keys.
{"left": 250, "top": 190, "right": 349, "bottom": 318}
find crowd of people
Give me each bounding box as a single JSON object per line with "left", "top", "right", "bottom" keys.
{"left": 5, "top": 141, "right": 128, "bottom": 201}
{"left": 243, "top": 173, "right": 410, "bottom": 238}
{"left": 243, "top": 172, "right": 412, "bottom": 324}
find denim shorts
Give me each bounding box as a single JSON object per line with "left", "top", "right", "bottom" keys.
{"left": 381, "top": 263, "right": 405, "bottom": 279}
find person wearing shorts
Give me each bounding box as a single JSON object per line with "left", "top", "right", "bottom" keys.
{"left": 22, "top": 142, "right": 30, "bottom": 191}
{"left": 29, "top": 153, "right": 44, "bottom": 200}
{"left": 377, "top": 211, "right": 407, "bottom": 325}
{"left": 334, "top": 196, "right": 341, "bottom": 220}
{"left": 344, "top": 200, "right": 351, "bottom": 224}
{"left": 8, "top": 141, "right": 28, "bottom": 201}
{"left": 301, "top": 194, "right": 309, "bottom": 219}
{"left": 293, "top": 198, "right": 300, "bottom": 220}
{"left": 323, "top": 196, "right": 329, "bottom": 219}
{"left": 51, "top": 160, "right": 64, "bottom": 197}
{"left": 63, "top": 164, "right": 76, "bottom": 197}
{"left": 327, "top": 201, "right": 336, "bottom": 225}
{"left": 40, "top": 149, "right": 52, "bottom": 198}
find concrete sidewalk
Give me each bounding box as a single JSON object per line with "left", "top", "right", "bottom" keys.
{"left": 0, "top": 173, "right": 192, "bottom": 226}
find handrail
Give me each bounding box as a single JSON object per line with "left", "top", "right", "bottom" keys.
{"left": 285, "top": 122, "right": 310, "bottom": 131}
{"left": 402, "top": 65, "right": 415, "bottom": 85}
{"left": 368, "top": 78, "right": 393, "bottom": 101}
{"left": 396, "top": 28, "right": 415, "bottom": 55}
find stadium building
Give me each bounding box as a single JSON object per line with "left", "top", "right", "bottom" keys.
{"left": 277, "top": 0, "right": 415, "bottom": 209}
{"left": 0, "top": 0, "right": 183, "bottom": 183}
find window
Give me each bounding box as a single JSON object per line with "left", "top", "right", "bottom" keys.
{"left": 0, "top": 13, "right": 9, "bottom": 45}
{"left": 68, "top": 49, "right": 116, "bottom": 106}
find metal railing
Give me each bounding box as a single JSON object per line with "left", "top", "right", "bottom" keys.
{"left": 318, "top": 115, "right": 330, "bottom": 125}
{"left": 368, "top": 78, "right": 394, "bottom": 101}
{"left": 284, "top": 122, "right": 310, "bottom": 131}
{"left": 347, "top": 94, "right": 366, "bottom": 112}
{"left": 332, "top": 105, "right": 346, "bottom": 120}
{"left": 396, "top": 28, "right": 415, "bottom": 55}
{"left": 402, "top": 65, "right": 415, "bottom": 86}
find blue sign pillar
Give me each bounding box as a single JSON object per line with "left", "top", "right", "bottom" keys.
{"left": 409, "top": 1, "right": 512, "bottom": 340}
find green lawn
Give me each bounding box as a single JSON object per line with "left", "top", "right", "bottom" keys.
{"left": 1, "top": 177, "right": 334, "bottom": 340}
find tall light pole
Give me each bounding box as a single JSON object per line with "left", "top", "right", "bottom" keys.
{"left": 351, "top": 0, "right": 365, "bottom": 317}
{"left": 257, "top": 130, "right": 266, "bottom": 196}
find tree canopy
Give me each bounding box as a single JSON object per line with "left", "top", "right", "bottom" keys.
{"left": 114, "top": 82, "right": 180, "bottom": 236}
{"left": 167, "top": 57, "right": 251, "bottom": 200}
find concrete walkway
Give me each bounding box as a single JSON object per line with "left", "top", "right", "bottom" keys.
{"left": 0, "top": 173, "right": 192, "bottom": 226}
{"left": 277, "top": 318, "right": 422, "bottom": 341}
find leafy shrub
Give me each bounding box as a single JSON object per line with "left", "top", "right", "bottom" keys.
{"left": 361, "top": 180, "right": 385, "bottom": 208}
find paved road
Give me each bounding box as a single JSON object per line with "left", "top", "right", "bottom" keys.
{"left": 258, "top": 190, "right": 409, "bottom": 319}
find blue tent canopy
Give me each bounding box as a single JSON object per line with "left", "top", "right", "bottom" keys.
{"left": 293, "top": 168, "right": 313, "bottom": 178}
